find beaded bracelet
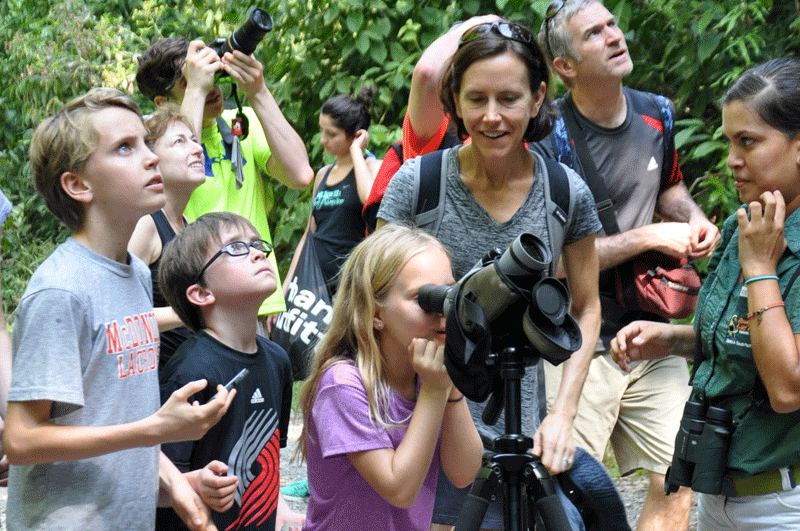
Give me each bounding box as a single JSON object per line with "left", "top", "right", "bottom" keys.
{"left": 744, "top": 275, "right": 779, "bottom": 285}
{"left": 746, "top": 301, "right": 785, "bottom": 324}
{"left": 447, "top": 394, "right": 465, "bottom": 403}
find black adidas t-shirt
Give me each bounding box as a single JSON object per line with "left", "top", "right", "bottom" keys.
{"left": 158, "top": 331, "right": 292, "bottom": 531}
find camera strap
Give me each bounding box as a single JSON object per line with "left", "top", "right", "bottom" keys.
{"left": 216, "top": 84, "right": 250, "bottom": 189}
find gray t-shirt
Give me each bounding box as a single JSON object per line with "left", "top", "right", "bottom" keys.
{"left": 8, "top": 238, "right": 160, "bottom": 531}
{"left": 533, "top": 88, "right": 681, "bottom": 347}
{"left": 378, "top": 146, "right": 600, "bottom": 441}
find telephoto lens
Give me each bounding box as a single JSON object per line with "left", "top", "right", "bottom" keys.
{"left": 665, "top": 400, "right": 706, "bottom": 494}
{"left": 691, "top": 406, "right": 733, "bottom": 494}
{"left": 226, "top": 8, "right": 274, "bottom": 56}
{"left": 209, "top": 8, "right": 273, "bottom": 83}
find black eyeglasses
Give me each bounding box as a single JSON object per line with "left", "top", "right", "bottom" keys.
{"left": 543, "top": 0, "right": 566, "bottom": 61}
{"left": 194, "top": 239, "right": 273, "bottom": 284}
{"left": 459, "top": 21, "right": 534, "bottom": 49}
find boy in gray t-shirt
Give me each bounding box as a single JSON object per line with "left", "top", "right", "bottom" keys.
{"left": 6, "top": 88, "right": 235, "bottom": 531}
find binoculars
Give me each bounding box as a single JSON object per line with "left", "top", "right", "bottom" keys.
{"left": 665, "top": 400, "right": 733, "bottom": 495}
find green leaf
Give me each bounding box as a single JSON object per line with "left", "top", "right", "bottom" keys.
{"left": 693, "top": 141, "right": 722, "bottom": 159}
{"left": 370, "top": 41, "right": 387, "bottom": 63}
{"left": 346, "top": 10, "right": 364, "bottom": 33}
{"left": 355, "top": 31, "right": 370, "bottom": 54}
{"left": 696, "top": 32, "right": 722, "bottom": 63}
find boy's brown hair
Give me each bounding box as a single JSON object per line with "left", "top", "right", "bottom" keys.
{"left": 136, "top": 37, "right": 191, "bottom": 102}
{"left": 29, "top": 87, "right": 141, "bottom": 231}
{"left": 158, "top": 212, "right": 260, "bottom": 332}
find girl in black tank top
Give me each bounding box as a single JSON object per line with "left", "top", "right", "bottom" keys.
{"left": 284, "top": 88, "right": 382, "bottom": 296}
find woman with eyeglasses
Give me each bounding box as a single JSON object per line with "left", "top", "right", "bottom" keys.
{"left": 378, "top": 20, "right": 603, "bottom": 530}
{"left": 128, "top": 104, "right": 206, "bottom": 370}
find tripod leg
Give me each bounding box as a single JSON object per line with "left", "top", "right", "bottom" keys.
{"left": 523, "top": 460, "right": 576, "bottom": 531}
{"left": 454, "top": 461, "right": 502, "bottom": 531}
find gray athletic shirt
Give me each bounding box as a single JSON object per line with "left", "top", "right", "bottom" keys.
{"left": 8, "top": 238, "right": 160, "bottom": 530}
{"left": 377, "top": 146, "right": 600, "bottom": 440}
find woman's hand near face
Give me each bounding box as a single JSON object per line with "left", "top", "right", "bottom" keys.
{"left": 350, "top": 129, "right": 370, "bottom": 155}
{"left": 738, "top": 190, "right": 787, "bottom": 279}
{"left": 409, "top": 338, "right": 452, "bottom": 394}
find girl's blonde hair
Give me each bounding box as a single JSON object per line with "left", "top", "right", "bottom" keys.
{"left": 298, "top": 223, "right": 447, "bottom": 458}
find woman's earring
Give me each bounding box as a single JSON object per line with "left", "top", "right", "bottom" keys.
{"left": 374, "top": 319, "right": 383, "bottom": 330}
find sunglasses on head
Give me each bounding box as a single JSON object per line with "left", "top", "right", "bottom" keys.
{"left": 543, "top": 0, "right": 566, "bottom": 60}
{"left": 459, "top": 21, "right": 534, "bottom": 49}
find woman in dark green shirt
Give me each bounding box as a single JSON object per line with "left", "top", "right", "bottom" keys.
{"left": 610, "top": 58, "right": 800, "bottom": 530}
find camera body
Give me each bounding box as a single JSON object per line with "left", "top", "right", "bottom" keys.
{"left": 209, "top": 8, "right": 274, "bottom": 83}
{"left": 418, "top": 233, "right": 582, "bottom": 402}
{"left": 665, "top": 399, "right": 734, "bottom": 495}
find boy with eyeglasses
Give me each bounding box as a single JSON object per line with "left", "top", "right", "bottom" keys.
{"left": 158, "top": 211, "right": 303, "bottom": 531}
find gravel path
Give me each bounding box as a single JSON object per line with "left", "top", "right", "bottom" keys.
{"left": 0, "top": 413, "right": 696, "bottom": 530}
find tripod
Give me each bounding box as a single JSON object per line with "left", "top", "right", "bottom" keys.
{"left": 454, "top": 348, "right": 574, "bottom": 531}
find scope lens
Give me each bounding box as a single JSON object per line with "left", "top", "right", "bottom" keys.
{"left": 418, "top": 285, "right": 451, "bottom": 314}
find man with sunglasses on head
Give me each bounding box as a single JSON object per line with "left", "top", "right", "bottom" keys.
{"left": 137, "top": 37, "right": 314, "bottom": 335}
{"left": 532, "top": 2, "right": 720, "bottom": 530}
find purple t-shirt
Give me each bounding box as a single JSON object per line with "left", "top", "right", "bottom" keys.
{"left": 303, "top": 361, "right": 440, "bottom": 531}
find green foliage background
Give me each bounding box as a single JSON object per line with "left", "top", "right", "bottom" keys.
{"left": 0, "top": 0, "right": 798, "bottom": 320}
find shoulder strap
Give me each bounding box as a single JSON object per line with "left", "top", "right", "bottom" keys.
{"left": 319, "top": 164, "right": 334, "bottom": 189}
{"left": 559, "top": 97, "right": 621, "bottom": 235}
{"left": 538, "top": 154, "right": 573, "bottom": 277}
{"left": 390, "top": 140, "right": 403, "bottom": 165}
{"left": 628, "top": 90, "right": 675, "bottom": 189}
{"left": 411, "top": 149, "right": 448, "bottom": 235}
{"left": 150, "top": 209, "right": 175, "bottom": 244}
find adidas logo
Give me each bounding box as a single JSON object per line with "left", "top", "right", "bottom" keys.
{"left": 251, "top": 388, "right": 264, "bottom": 404}
{"left": 647, "top": 157, "right": 659, "bottom": 172}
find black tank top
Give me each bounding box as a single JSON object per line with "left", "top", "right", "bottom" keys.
{"left": 149, "top": 210, "right": 192, "bottom": 369}
{"left": 311, "top": 166, "right": 366, "bottom": 294}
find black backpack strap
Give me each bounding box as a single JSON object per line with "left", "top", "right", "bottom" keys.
{"left": 542, "top": 156, "right": 570, "bottom": 224}
{"left": 390, "top": 140, "right": 403, "bottom": 165}
{"left": 559, "top": 97, "right": 621, "bottom": 235}
{"left": 411, "top": 149, "right": 448, "bottom": 234}
{"left": 539, "top": 154, "right": 572, "bottom": 278}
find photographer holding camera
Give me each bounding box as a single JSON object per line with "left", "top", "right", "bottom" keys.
{"left": 136, "top": 15, "right": 314, "bottom": 335}
{"left": 611, "top": 58, "right": 800, "bottom": 530}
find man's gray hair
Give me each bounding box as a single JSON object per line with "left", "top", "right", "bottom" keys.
{"left": 536, "top": 0, "right": 599, "bottom": 65}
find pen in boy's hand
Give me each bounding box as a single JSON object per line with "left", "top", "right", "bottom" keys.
{"left": 209, "top": 368, "right": 249, "bottom": 402}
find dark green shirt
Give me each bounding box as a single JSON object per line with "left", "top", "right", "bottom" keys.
{"left": 694, "top": 206, "right": 800, "bottom": 478}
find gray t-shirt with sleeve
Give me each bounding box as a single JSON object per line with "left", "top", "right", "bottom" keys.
{"left": 7, "top": 238, "right": 161, "bottom": 531}
{"left": 378, "top": 146, "right": 600, "bottom": 441}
